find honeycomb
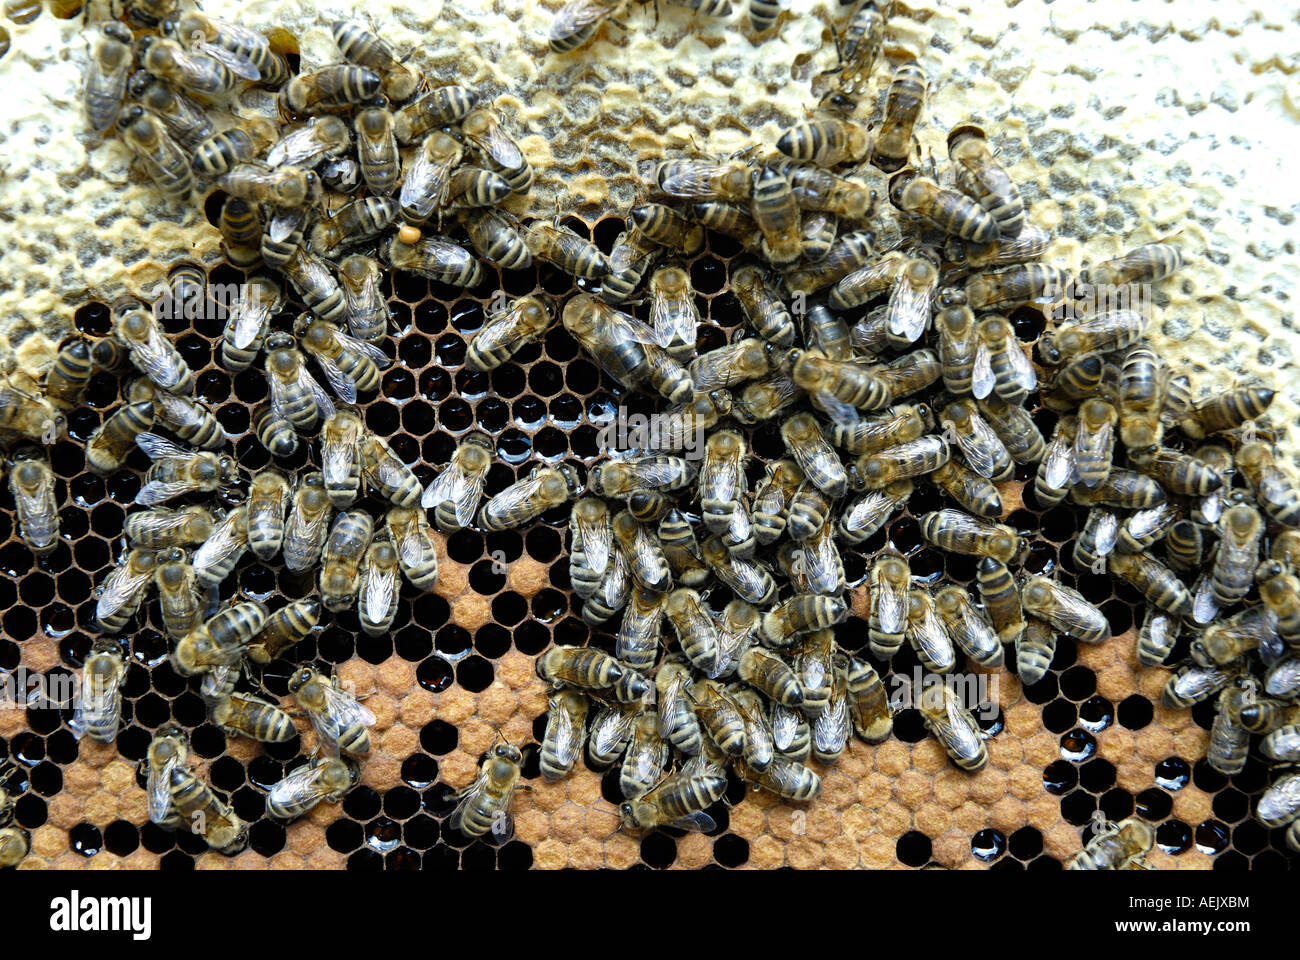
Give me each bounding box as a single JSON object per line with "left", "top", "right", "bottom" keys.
{"left": 1, "top": 0, "right": 1298, "bottom": 871}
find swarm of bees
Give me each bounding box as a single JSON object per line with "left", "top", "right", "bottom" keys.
{"left": 0, "top": 0, "right": 1291, "bottom": 868}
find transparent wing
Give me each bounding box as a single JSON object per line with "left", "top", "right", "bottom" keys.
{"left": 147, "top": 755, "right": 178, "bottom": 824}
{"left": 269, "top": 764, "right": 330, "bottom": 812}
{"left": 665, "top": 811, "right": 717, "bottom": 832}
{"left": 320, "top": 681, "right": 377, "bottom": 732}
{"left": 812, "top": 693, "right": 849, "bottom": 752}
{"left": 939, "top": 697, "right": 984, "bottom": 762}
{"left": 876, "top": 574, "right": 907, "bottom": 635}
{"left": 658, "top": 673, "right": 684, "bottom": 735}
{"left": 313, "top": 354, "right": 357, "bottom": 404}
{"left": 197, "top": 41, "right": 261, "bottom": 80}
{"left": 771, "top": 703, "right": 800, "bottom": 752}
{"left": 1038, "top": 584, "right": 1108, "bottom": 640}
{"left": 482, "top": 472, "right": 549, "bottom": 527}
{"left": 136, "top": 478, "right": 198, "bottom": 506}
{"left": 970, "top": 339, "right": 995, "bottom": 399}
{"left": 396, "top": 524, "right": 435, "bottom": 571}
{"left": 1077, "top": 418, "right": 1113, "bottom": 458}
{"left": 954, "top": 418, "right": 1004, "bottom": 479}
{"left": 650, "top": 294, "right": 696, "bottom": 351}
{"left": 322, "top": 438, "right": 358, "bottom": 490}
{"left": 812, "top": 391, "right": 861, "bottom": 427}
{"left": 605, "top": 306, "right": 663, "bottom": 347}
{"left": 552, "top": 700, "right": 581, "bottom": 767}
{"left": 1006, "top": 341, "right": 1038, "bottom": 392}
{"left": 552, "top": 0, "right": 616, "bottom": 36}
{"left": 887, "top": 277, "right": 931, "bottom": 342}
{"left": 449, "top": 768, "right": 490, "bottom": 832}
{"left": 13, "top": 476, "right": 54, "bottom": 520}
{"left": 470, "top": 314, "right": 521, "bottom": 358}
{"left": 910, "top": 610, "right": 955, "bottom": 670}
{"left": 1041, "top": 438, "right": 1075, "bottom": 489}
{"left": 362, "top": 562, "right": 398, "bottom": 626}
{"left": 130, "top": 328, "right": 187, "bottom": 391}
{"left": 574, "top": 513, "right": 612, "bottom": 577}
{"left": 335, "top": 329, "right": 390, "bottom": 367}
{"left": 135, "top": 432, "right": 188, "bottom": 461}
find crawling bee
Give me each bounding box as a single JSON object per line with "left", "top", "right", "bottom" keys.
{"left": 460, "top": 107, "right": 533, "bottom": 193}
{"left": 588, "top": 701, "right": 638, "bottom": 769}
{"left": 319, "top": 511, "right": 373, "bottom": 612}
{"left": 382, "top": 506, "right": 438, "bottom": 592}
{"left": 1108, "top": 552, "right": 1192, "bottom": 617}
{"left": 296, "top": 315, "right": 389, "bottom": 405}
{"left": 947, "top": 124, "right": 1024, "bottom": 237}
{"left": 631, "top": 203, "right": 705, "bottom": 255}
{"left": 267, "top": 757, "right": 358, "bottom": 821}
{"left": 1068, "top": 818, "right": 1154, "bottom": 870}
{"left": 1079, "top": 236, "right": 1184, "bottom": 288}
{"left": 783, "top": 230, "right": 875, "bottom": 296}
{"left": 547, "top": 0, "right": 630, "bottom": 52}
{"left": 776, "top": 117, "right": 871, "bottom": 167}
{"left": 649, "top": 158, "right": 751, "bottom": 202}
{"left": 83, "top": 22, "right": 134, "bottom": 135}
{"left": 539, "top": 689, "right": 589, "bottom": 782}
{"left": 788, "top": 350, "right": 888, "bottom": 421}
{"left": 656, "top": 658, "right": 704, "bottom": 756}
{"left": 332, "top": 19, "right": 417, "bottom": 100}
{"left": 730, "top": 265, "right": 795, "bottom": 346}
{"left": 172, "top": 601, "right": 268, "bottom": 677}
{"left": 1039, "top": 309, "right": 1147, "bottom": 364}
{"left": 761, "top": 594, "right": 847, "bottom": 647}
{"left": 95, "top": 547, "right": 157, "bottom": 633}
{"left": 940, "top": 400, "right": 1012, "bottom": 481}
{"left": 310, "top": 198, "right": 399, "bottom": 258}
{"left": 399, "top": 132, "right": 462, "bottom": 224}
{"left": 8, "top": 448, "right": 57, "bottom": 555}
{"left": 141, "top": 37, "right": 237, "bottom": 97}
{"left": 1118, "top": 345, "right": 1168, "bottom": 449}
{"left": 563, "top": 294, "right": 692, "bottom": 402}
{"left": 919, "top": 682, "right": 987, "bottom": 772}
{"left": 68, "top": 640, "right": 126, "bottom": 744}
{"left": 1073, "top": 398, "right": 1118, "bottom": 489}
{"left": 617, "top": 762, "right": 728, "bottom": 833}
{"left": 975, "top": 316, "right": 1035, "bottom": 403}
{"left": 1235, "top": 442, "right": 1300, "bottom": 527}
{"left": 265, "top": 332, "right": 335, "bottom": 432}
{"left": 1211, "top": 504, "right": 1264, "bottom": 607}
{"left": 846, "top": 655, "right": 893, "bottom": 744}
{"left": 648, "top": 267, "right": 700, "bottom": 361}
{"left": 153, "top": 547, "right": 200, "bottom": 640}
{"left": 392, "top": 84, "right": 479, "bottom": 143}
{"left": 467, "top": 295, "right": 552, "bottom": 372}
{"left": 128, "top": 379, "right": 226, "bottom": 451}
{"left": 45, "top": 338, "right": 93, "bottom": 411}
{"left": 283, "top": 64, "right": 381, "bottom": 113}
{"left": 890, "top": 170, "right": 999, "bottom": 243}
{"left": 220, "top": 276, "right": 282, "bottom": 372}
{"left": 621, "top": 707, "right": 671, "bottom": 800}
{"left": 780, "top": 413, "right": 847, "bottom": 496}
{"left": 935, "top": 585, "right": 1003, "bottom": 668}
{"left": 113, "top": 303, "right": 193, "bottom": 396}
{"left": 244, "top": 598, "right": 320, "bottom": 666}
{"left": 134, "top": 434, "right": 236, "bottom": 506}
{"left": 749, "top": 164, "right": 802, "bottom": 265}
{"left": 289, "top": 667, "right": 375, "bottom": 757}
{"left": 840, "top": 479, "right": 913, "bottom": 544}
{"left": 1021, "top": 576, "right": 1110, "bottom": 645}
{"left": 168, "top": 764, "right": 247, "bottom": 854}
{"left": 422, "top": 431, "right": 494, "bottom": 529}
{"left": 357, "top": 433, "right": 421, "bottom": 508}
{"left": 283, "top": 472, "right": 333, "bottom": 573}
{"left": 871, "top": 61, "right": 925, "bottom": 171}
{"left": 169, "top": 11, "right": 289, "bottom": 86}
{"left": 479, "top": 464, "right": 578, "bottom": 531}
{"left": 210, "top": 692, "right": 295, "bottom": 744}
{"left": 464, "top": 208, "right": 533, "bottom": 271}
{"left": 352, "top": 107, "right": 400, "bottom": 197}
{"left": 666, "top": 589, "right": 721, "bottom": 676}
{"left": 125, "top": 505, "right": 214, "bottom": 551}
{"left": 120, "top": 107, "right": 196, "bottom": 203}
{"left": 387, "top": 235, "right": 485, "bottom": 287}
{"left": 216, "top": 195, "right": 263, "bottom": 267}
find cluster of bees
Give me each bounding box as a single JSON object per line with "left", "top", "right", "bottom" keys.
{"left": 0, "top": 0, "right": 1293, "bottom": 868}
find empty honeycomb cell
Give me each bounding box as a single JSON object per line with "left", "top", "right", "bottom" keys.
{"left": 1117, "top": 695, "right": 1154, "bottom": 730}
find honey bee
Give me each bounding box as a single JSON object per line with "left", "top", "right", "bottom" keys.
{"left": 864, "top": 553, "right": 909, "bottom": 660}
{"left": 134, "top": 434, "right": 236, "bottom": 506}
{"left": 235, "top": 472, "right": 287, "bottom": 566}
{"left": 219, "top": 276, "right": 281, "bottom": 372}
{"left": 279, "top": 471, "right": 332, "bottom": 572}
{"left": 266, "top": 756, "right": 358, "bottom": 821}
{"left": 804, "top": 303, "right": 852, "bottom": 361}
{"left": 1042, "top": 355, "right": 1104, "bottom": 411}
{"left": 547, "top": 0, "right": 630, "bottom": 52}
{"left": 344, "top": 107, "right": 400, "bottom": 197}
{"left": 1107, "top": 551, "right": 1191, "bottom": 616}
{"left": 650, "top": 158, "right": 751, "bottom": 202}
{"left": 968, "top": 264, "right": 1073, "bottom": 315}
{"left": 610, "top": 510, "right": 672, "bottom": 593}
{"left": 1190, "top": 444, "right": 1234, "bottom": 525}
{"left": 876, "top": 256, "right": 938, "bottom": 347}
{"left": 618, "top": 761, "right": 728, "bottom": 833}
{"left": 810, "top": 655, "right": 850, "bottom": 764}
{"left": 128, "top": 380, "right": 227, "bottom": 451}
{"left": 216, "top": 196, "right": 263, "bottom": 268}
{"left": 975, "top": 315, "right": 1035, "bottom": 402}
{"left": 464, "top": 295, "right": 552, "bottom": 372}
{"left": 642, "top": 267, "right": 698, "bottom": 361}
{"left": 283, "top": 64, "right": 381, "bottom": 114}
{"left": 936, "top": 585, "right": 1004, "bottom": 669}
{"left": 392, "top": 84, "right": 478, "bottom": 143}
{"left": 780, "top": 413, "right": 847, "bottom": 496}
{"left": 736, "top": 646, "right": 802, "bottom": 708}
{"left": 865, "top": 59, "right": 926, "bottom": 170}
{"left": 665, "top": 588, "right": 721, "bottom": 675}
{"left": 326, "top": 256, "right": 388, "bottom": 346}
{"left": 141, "top": 37, "right": 237, "bottom": 97}
{"left": 598, "top": 228, "right": 660, "bottom": 303}
{"left": 1191, "top": 606, "right": 1276, "bottom": 669}
{"left": 460, "top": 107, "right": 533, "bottom": 193}
{"left": 386, "top": 235, "right": 485, "bottom": 288}
{"left": 890, "top": 170, "right": 999, "bottom": 243}
{"left": 142, "top": 722, "right": 189, "bottom": 830}
{"left": 296, "top": 316, "right": 389, "bottom": 405}
{"left": 462, "top": 208, "right": 533, "bottom": 272}
{"left": 396, "top": 132, "right": 461, "bottom": 224}
{"left": 747, "top": 164, "right": 802, "bottom": 265}
{"left": 317, "top": 510, "right": 372, "bottom": 611}
{"left": 1079, "top": 236, "right": 1184, "bottom": 288}
{"left": 193, "top": 123, "right": 278, "bottom": 178}
{"left": 1021, "top": 576, "right": 1110, "bottom": 645}
{"left": 714, "top": 598, "right": 763, "bottom": 679}
{"left": 1068, "top": 818, "right": 1154, "bottom": 870}
{"left": 167, "top": 764, "right": 246, "bottom": 854}
{"left": 760, "top": 594, "right": 847, "bottom": 648}
{"left": 1226, "top": 442, "right": 1298, "bottom": 529}
{"left": 979, "top": 397, "right": 1046, "bottom": 467}
{"left": 444, "top": 166, "right": 512, "bottom": 209}
{"left": 85, "top": 399, "right": 154, "bottom": 476}
{"left": 355, "top": 432, "right": 419, "bottom": 508}
{"left": 1205, "top": 684, "right": 1250, "bottom": 776}
{"left": 698, "top": 537, "right": 773, "bottom": 606}
{"left": 95, "top": 547, "right": 157, "bottom": 633}
{"left": 696, "top": 429, "right": 748, "bottom": 533}
{"left": 582, "top": 548, "right": 632, "bottom": 627}
{"left": 422, "top": 431, "right": 493, "bottom": 529}
{"left": 7, "top": 448, "right": 57, "bottom": 555}
{"left": 787, "top": 350, "right": 888, "bottom": 422}
{"left": 1130, "top": 607, "right": 1180, "bottom": 670}
{"left": 43, "top": 338, "right": 91, "bottom": 408}
{"left": 776, "top": 116, "right": 870, "bottom": 168}
{"left": 0, "top": 377, "right": 65, "bottom": 445}
{"left": 310, "top": 197, "right": 399, "bottom": 258}
{"left": 918, "top": 682, "right": 987, "bottom": 772}
{"left": 687, "top": 678, "right": 744, "bottom": 757}
{"left": 659, "top": 509, "right": 709, "bottom": 589}
{"left": 113, "top": 304, "right": 193, "bottom": 395}
{"left": 1072, "top": 397, "right": 1117, "bottom": 489}
{"left": 522, "top": 222, "right": 608, "bottom": 282}
{"left": 783, "top": 230, "right": 874, "bottom": 296}
{"left": 288, "top": 667, "right": 375, "bottom": 757}
{"left": 904, "top": 588, "right": 955, "bottom": 673}
{"left": 607, "top": 587, "right": 663, "bottom": 674}
{"left": 536, "top": 645, "right": 630, "bottom": 694}
{"left": 929, "top": 458, "right": 1001, "bottom": 518}
{"left": 748, "top": 459, "right": 800, "bottom": 545}
{"left": 1072, "top": 508, "right": 1119, "bottom": 571}
{"left": 67, "top": 640, "right": 126, "bottom": 744}
{"left": 1160, "top": 519, "right": 1203, "bottom": 575}
{"left": 1162, "top": 661, "right": 1234, "bottom": 709}
{"left": 1128, "top": 448, "right": 1219, "bottom": 502}
{"left": 728, "top": 686, "right": 773, "bottom": 772}
{"left": 479, "top": 464, "right": 579, "bottom": 531}
{"left": 125, "top": 505, "right": 213, "bottom": 551}
{"left": 619, "top": 706, "right": 671, "bottom": 800}
{"left": 690, "top": 201, "right": 762, "bottom": 254}
{"left": 235, "top": 598, "right": 314, "bottom": 667}
{"left": 940, "top": 400, "right": 1012, "bottom": 481}
{"left": 172, "top": 601, "right": 268, "bottom": 677}
{"left": 1209, "top": 504, "right": 1263, "bottom": 607}
{"left": 1039, "top": 309, "right": 1148, "bottom": 364}
{"left": 647, "top": 659, "right": 701, "bottom": 756}
{"left": 209, "top": 691, "right": 295, "bottom": 744}
{"left": 839, "top": 479, "right": 913, "bottom": 545}
{"left": 800, "top": 210, "right": 838, "bottom": 260}
{"left": 331, "top": 19, "right": 416, "bottom": 100}
{"left": 263, "top": 332, "right": 335, "bottom": 432}
{"left": 1259, "top": 571, "right": 1300, "bottom": 646}
{"left": 536, "top": 688, "right": 589, "bottom": 783}
{"left": 933, "top": 303, "right": 980, "bottom": 396}
{"left": 152, "top": 546, "right": 199, "bottom": 641}
{"left": 948, "top": 224, "right": 1053, "bottom": 270}
{"left": 1069, "top": 468, "right": 1165, "bottom": 510}
{"left": 1117, "top": 345, "right": 1168, "bottom": 449}
{"left": 83, "top": 22, "right": 133, "bottom": 135}
{"left": 964, "top": 562, "right": 1020, "bottom": 656}
{"left": 846, "top": 655, "right": 893, "bottom": 744}
{"left": 563, "top": 499, "right": 612, "bottom": 602}
{"left": 947, "top": 124, "right": 1024, "bottom": 237}
{"left": 921, "top": 509, "right": 1025, "bottom": 565}
{"left": 630, "top": 203, "right": 705, "bottom": 255}
{"left": 1117, "top": 501, "right": 1179, "bottom": 555}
